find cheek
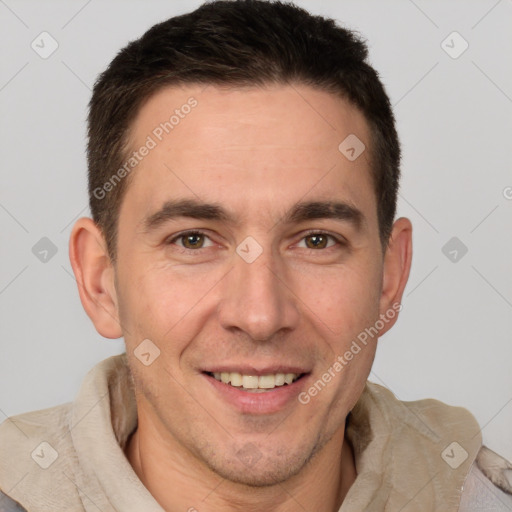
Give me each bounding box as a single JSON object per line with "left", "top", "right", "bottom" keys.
{"left": 317, "top": 263, "right": 381, "bottom": 405}
{"left": 116, "top": 261, "right": 224, "bottom": 353}
{"left": 292, "top": 258, "right": 382, "bottom": 339}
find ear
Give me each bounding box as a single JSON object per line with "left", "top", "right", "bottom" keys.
{"left": 69, "top": 217, "right": 123, "bottom": 339}
{"left": 378, "top": 217, "right": 413, "bottom": 336}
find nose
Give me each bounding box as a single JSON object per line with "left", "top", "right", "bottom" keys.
{"left": 217, "top": 245, "right": 300, "bottom": 341}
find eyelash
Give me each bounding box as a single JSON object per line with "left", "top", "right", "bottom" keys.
{"left": 165, "top": 229, "right": 345, "bottom": 254}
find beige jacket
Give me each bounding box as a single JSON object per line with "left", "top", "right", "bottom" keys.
{"left": 0, "top": 354, "right": 511, "bottom": 511}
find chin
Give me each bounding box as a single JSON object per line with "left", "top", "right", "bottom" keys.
{"left": 200, "top": 439, "right": 323, "bottom": 488}
{"left": 209, "top": 459, "right": 302, "bottom": 488}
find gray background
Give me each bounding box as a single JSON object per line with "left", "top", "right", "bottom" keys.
{"left": 1, "top": 0, "right": 511, "bottom": 462}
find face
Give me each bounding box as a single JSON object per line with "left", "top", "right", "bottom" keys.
{"left": 111, "top": 84, "right": 390, "bottom": 485}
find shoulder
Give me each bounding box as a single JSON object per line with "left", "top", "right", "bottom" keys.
{"left": 459, "top": 445, "right": 512, "bottom": 511}
{"left": 0, "top": 403, "right": 75, "bottom": 508}
{"left": 0, "top": 402, "right": 72, "bottom": 448}
{"left": 364, "top": 381, "right": 483, "bottom": 435}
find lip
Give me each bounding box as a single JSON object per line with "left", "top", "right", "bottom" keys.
{"left": 203, "top": 371, "right": 310, "bottom": 414}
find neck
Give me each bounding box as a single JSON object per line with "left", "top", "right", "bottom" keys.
{"left": 124, "top": 408, "right": 357, "bottom": 512}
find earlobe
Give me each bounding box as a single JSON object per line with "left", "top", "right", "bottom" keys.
{"left": 378, "top": 217, "right": 413, "bottom": 336}
{"left": 69, "top": 217, "right": 123, "bottom": 339}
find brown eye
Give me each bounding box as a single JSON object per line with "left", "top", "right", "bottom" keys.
{"left": 167, "top": 231, "right": 214, "bottom": 250}
{"left": 181, "top": 232, "right": 205, "bottom": 249}
{"left": 304, "top": 233, "right": 331, "bottom": 249}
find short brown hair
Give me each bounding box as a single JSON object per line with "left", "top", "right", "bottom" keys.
{"left": 87, "top": 0, "right": 401, "bottom": 262}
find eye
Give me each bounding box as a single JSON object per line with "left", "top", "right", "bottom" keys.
{"left": 165, "top": 229, "right": 344, "bottom": 253}
{"left": 167, "top": 230, "right": 214, "bottom": 250}
{"left": 297, "top": 231, "right": 342, "bottom": 250}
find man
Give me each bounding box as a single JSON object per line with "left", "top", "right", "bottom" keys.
{"left": 1, "top": 1, "right": 511, "bottom": 510}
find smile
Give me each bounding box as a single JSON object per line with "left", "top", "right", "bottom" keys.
{"left": 207, "top": 371, "right": 303, "bottom": 392}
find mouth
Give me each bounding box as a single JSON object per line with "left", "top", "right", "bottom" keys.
{"left": 204, "top": 371, "right": 306, "bottom": 393}
{"left": 201, "top": 364, "right": 311, "bottom": 414}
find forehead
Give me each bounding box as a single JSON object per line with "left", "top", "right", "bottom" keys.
{"left": 120, "top": 83, "right": 376, "bottom": 230}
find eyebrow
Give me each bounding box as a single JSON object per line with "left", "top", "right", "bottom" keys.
{"left": 142, "top": 198, "right": 364, "bottom": 233}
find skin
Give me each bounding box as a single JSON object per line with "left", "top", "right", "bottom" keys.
{"left": 70, "top": 83, "right": 412, "bottom": 511}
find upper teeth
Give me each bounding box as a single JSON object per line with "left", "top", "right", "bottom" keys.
{"left": 213, "top": 372, "right": 300, "bottom": 389}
